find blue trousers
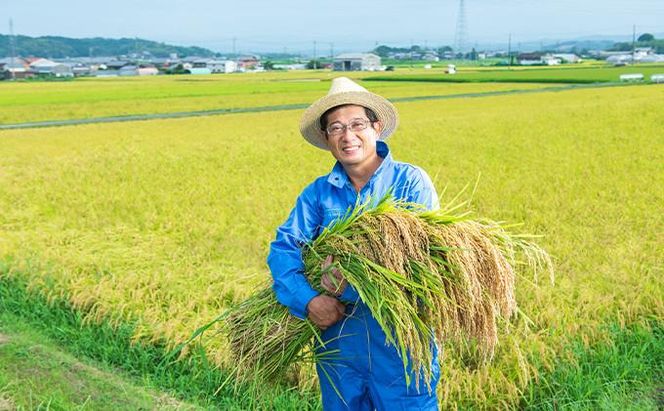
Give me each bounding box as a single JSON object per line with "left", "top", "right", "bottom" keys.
{"left": 315, "top": 303, "right": 440, "bottom": 411}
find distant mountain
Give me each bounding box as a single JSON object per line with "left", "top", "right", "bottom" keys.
{"left": 0, "top": 35, "right": 217, "bottom": 59}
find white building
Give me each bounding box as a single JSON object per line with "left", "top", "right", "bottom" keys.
{"left": 137, "top": 66, "right": 159, "bottom": 76}
{"left": 518, "top": 53, "right": 560, "bottom": 66}
{"left": 553, "top": 53, "right": 581, "bottom": 64}
{"left": 206, "top": 60, "right": 237, "bottom": 73}
{"left": 29, "top": 58, "right": 74, "bottom": 77}
{"left": 333, "top": 53, "right": 381, "bottom": 71}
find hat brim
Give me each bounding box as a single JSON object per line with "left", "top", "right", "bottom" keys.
{"left": 299, "top": 90, "right": 399, "bottom": 150}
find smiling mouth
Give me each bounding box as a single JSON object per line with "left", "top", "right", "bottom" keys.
{"left": 342, "top": 145, "right": 360, "bottom": 153}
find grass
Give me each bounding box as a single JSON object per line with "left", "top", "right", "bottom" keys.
{"left": 0, "top": 77, "right": 662, "bottom": 408}
{"left": 0, "top": 272, "right": 320, "bottom": 410}
{"left": 0, "top": 312, "right": 199, "bottom": 410}
{"left": 522, "top": 322, "right": 663, "bottom": 410}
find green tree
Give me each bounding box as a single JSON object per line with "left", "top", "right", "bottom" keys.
{"left": 306, "top": 59, "right": 321, "bottom": 69}
{"left": 373, "top": 45, "right": 392, "bottom": 57}
{"left": 637, "top": 33, "right": 654, "bottom": 42}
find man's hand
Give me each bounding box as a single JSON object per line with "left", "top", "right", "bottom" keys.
{"left": 307, "top": 295, "right": 345, "bottom": 330}
{"left": 320, "top": 255, "right": 348, "bottom": 296}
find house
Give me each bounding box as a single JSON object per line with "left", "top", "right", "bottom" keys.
{"left": 237, "top": 55, "right": 260, "bottom": 70}
{"left": 137, "top": 66, "right": 159, "bottom": 76}
{"left": 209, "top": 60, "right": 237, "bottom": 73}
{"left": 105, "top": 60, "right": 129, "bottom": 70}
{"left": 541, "top": 55, "right": 561, "bottom": 66}
{"left": 606, "top": 54, "right": 633, "bottom": 65}
{"left": 333, "top": 53, "right": 381, "bottom": 71}
{"left": 640, "top": 54, "right": 664, "bottom": 63}
{"left": 634, "top": 47, "right": 653, "bottom": 58}
{"left": 29, "top": 58, "right": 74, "bottom": 77}
{"left": 193, "top": 59, "right": 237, "bottom": 73}
{"left": 518, "top": 53, "right": 560, "bottom": 66}
{"left": 553, "top": 53, "right": 581, "bottom": 64}
{"left": 70, "top": 63, "right": 93, "bottom": 76}
{"left": 119, "top": 65, "right": 139, "bottom": 76}
{"left": 422, "top": 53, "right": 440, "bottom": 62}
{"left": 517, "top": 53, "right": 543, "bottom": 65}
{"left": 185, "top": 67, "right": 212, "bottom": 75}
{"left": 273, "top": 63, "right": 307, "bottom": 70}
{"left": 0, "top": 57, "right": 32, "bottom": 79}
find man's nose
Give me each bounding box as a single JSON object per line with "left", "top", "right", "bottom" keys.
{"left": 341, "top": 126, "right": 356, "bottom": 139}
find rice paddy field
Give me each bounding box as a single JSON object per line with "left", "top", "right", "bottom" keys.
{"left": 0, "top": 72, "right": 552, "bottom": 124}
{"left": 0, "top": 67, "right": 662, "bottom": 409}
{"left": 368, "top": 64, "right": 664, "bottom": 83}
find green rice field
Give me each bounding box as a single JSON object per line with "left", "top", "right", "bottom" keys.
{"left": 0, "top": 67, "right": 662, "bottom": 409}
{"left": 367, "top": 64, "right": 664, "bottom": 83}
{"left": 0, "top": 72, "right": 551, "bottom": 124}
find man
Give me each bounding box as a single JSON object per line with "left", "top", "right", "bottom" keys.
{"left": 268, "top": 77, "right": 440, "bottom": 410}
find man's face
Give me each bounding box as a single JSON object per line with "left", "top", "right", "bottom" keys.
{"left": 323, "top": 105, "right": 382, "bottom": 169}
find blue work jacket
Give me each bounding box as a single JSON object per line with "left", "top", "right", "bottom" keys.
{"left": 267, "top": 141, "right": 439, "bottom": 319}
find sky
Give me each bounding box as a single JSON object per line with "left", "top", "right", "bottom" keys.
{"left": 3, "top": 0, "right": 663, "bottom": 53}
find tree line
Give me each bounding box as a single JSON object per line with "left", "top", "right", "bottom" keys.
{"left": 0, "top": 35, "right": 216, "bottom": 59}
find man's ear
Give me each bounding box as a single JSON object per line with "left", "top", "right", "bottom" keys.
{"left": 372, "top": 121, "right": 383, "bottom": 134}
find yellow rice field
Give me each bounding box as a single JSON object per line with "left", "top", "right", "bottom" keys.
{"left": 0, "top": 81, "right": 662, "bottom": 407}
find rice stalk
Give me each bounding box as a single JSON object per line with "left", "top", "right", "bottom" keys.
{"left": 219, "top": 193, "right": 553, "bottom": 391}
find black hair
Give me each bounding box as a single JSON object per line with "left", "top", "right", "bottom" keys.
{"left": 319, "top": 105, "right": 379, "bottom": 132}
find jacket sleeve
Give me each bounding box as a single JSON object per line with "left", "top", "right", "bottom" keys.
{"left": 409, "top": 167, "right": 440, "bottom": 211}
{"left": 267, "top": 186, "right": 321, "bottom": 320}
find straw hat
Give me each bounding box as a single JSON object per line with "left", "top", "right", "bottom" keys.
{"left": 299, "top": 77, "right": 399, "bottom": 150}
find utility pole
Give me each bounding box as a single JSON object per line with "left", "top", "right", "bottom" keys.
{"left": 232, "top": 37, "right": 237, "bottom": 57}
{"left": 313, "top": 41, "right": 317, "bottom": 69}
{"left": 9, "top": 18, "right": 17, "bottom": 80}
{"left": 507, "top": 33, "right": 512, "bottom": 70}
{"left": 631, "top": 25, "right": 636, "bottom": 63}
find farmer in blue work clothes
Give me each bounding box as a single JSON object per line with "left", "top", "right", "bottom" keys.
{"left": 267, "top": 77, "right": 440, "bottom": 410}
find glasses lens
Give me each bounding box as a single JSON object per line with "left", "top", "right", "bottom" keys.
{"left": 327, "top": 124, "right": 344, "bottom": 135}
{"left": 349, "top": 119, "right": 368, "bottom": 132}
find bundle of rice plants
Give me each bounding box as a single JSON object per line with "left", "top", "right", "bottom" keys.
{"left": 190, "top": 193, "right": 552, "bottom": 391}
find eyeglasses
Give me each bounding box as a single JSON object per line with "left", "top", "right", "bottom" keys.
{"left": 325, "top": 118, "right": 372, "bottom": 137}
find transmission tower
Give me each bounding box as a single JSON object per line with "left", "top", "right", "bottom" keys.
{"left": 454, "top": 0, "right": 469, "bottom": 57}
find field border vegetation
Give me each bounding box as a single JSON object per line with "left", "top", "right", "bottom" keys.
{"left": 2, "top": 267, "right": 661, "bottom": 410}
{"left": 522, "top": 321, "right": 663, "bottom": 410}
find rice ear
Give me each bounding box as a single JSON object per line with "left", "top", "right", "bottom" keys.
{"left": 221, "top": 192, "right": 552, "bottom": 390}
